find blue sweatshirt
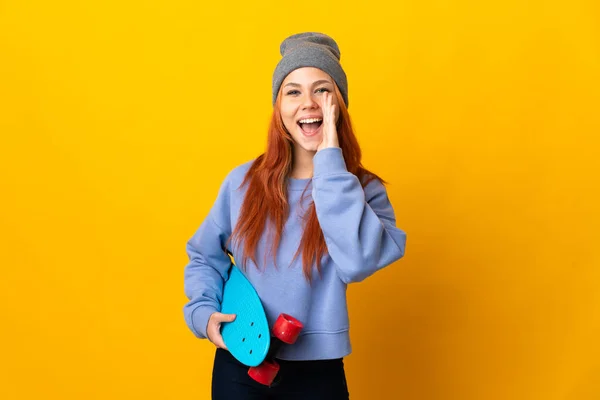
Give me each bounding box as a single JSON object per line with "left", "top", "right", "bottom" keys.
{"left": 183, "top": 147, "right": 407, "bottom": 360}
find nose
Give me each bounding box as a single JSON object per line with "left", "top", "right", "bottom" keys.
{"left": 301, "top": 92, "right": 319, "bottom": 109}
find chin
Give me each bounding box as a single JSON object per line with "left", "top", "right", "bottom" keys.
{"left": 303, "top": 138, "right": 322, "bottom": 151}
{"left": 291, "top": 134, "right": 321, "bottom": 153}
{"left": 294, "top": 142, "right": 319, "bottom": 154}
{"left": 300, "top": 144, "right": 318, "bottom": 153}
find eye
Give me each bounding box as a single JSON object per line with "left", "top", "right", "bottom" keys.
{"left": 286, "top": 88, "right": 330, "bottom": 96}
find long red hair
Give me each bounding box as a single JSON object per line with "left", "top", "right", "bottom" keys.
{"left": 229, "top": 81, "right": 384, "bottom": 281}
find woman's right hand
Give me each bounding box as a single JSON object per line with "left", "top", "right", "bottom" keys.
{"left": 207, "top": 312, "right": 236, "bottom": 350}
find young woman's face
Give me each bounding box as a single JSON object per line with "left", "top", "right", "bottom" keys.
{"left": 279, "top": 67, "right": 340, "bottom": 155}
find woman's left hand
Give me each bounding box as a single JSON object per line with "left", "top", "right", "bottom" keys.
{"left": 316, "top": 91, "right": 339, "bottom": 152}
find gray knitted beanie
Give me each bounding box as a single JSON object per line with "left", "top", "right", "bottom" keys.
{"left": 272, "top": 32, "right": 348, "bottom": 107}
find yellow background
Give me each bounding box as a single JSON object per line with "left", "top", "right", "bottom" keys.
{"left": 1, "top": 0, "right": 599, "bottom": 399}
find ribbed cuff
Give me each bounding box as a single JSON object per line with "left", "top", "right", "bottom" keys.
{"left": 313, "top": 147, "right": 347, "bottom": 177}
{"left": 191, "top": 305, "right": 218, "bottom": 340}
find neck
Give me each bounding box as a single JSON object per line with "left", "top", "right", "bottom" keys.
{"left": 290, "top": 146, "right": 315, "bottom": 179}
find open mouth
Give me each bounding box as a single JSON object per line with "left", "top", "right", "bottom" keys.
{"left": 297, "top": 118, "right": 323, "bottom": 136}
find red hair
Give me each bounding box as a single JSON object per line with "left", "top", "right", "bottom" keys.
{"left": 229, "top": 82, "right": 384, "bottom": 281}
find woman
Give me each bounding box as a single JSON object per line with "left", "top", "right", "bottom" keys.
{"left": 183, "top": 32, "right": 407, "bottom": 400}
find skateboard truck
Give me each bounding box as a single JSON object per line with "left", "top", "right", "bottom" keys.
{"left": 247, "top": 313, "right": 303, "bottom": 386}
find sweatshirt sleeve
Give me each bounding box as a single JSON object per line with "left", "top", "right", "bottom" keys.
{"left": 312, "top": 147, "right": 407, "bottom": 284}
{"left": 182, "top": 177, "right": 233, "bottom": 339}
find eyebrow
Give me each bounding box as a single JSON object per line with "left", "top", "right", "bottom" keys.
{"left": 283, "top": 79, "right": 333, "bottom": 88}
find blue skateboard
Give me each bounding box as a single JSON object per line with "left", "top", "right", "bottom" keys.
{"left": 220, "top": 263, "right": 303, "bottom": 386}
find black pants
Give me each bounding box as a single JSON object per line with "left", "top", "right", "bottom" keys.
{"left": 211, "top": 348, "right": 350, "bottom": 399}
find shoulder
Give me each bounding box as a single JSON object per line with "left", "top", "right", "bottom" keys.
{"left": 360, "top": 173, "right": 392, "bottom": 207}
{"left": 221, "top": 158, "right": 257, "bottom": 191}
{"left": 209, "top": 158, "right": 257, "bottom": 214}
{"left": 361, "top": 173, "right": 385, "bottom": 191}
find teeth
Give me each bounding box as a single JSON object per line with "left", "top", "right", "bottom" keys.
{"left": 298, "top": 118, "right": 323, "bottom": 124}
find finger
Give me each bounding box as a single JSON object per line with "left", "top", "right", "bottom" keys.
{"left": 210, "top": 328, "right": 228, "bottom": 350}
{"left": 323, "top": 92, "right": 330, "bottom": 132}
{"left": 328, "top": 94, "right": 335, "bottom": 126}
{"left": 213, "top": 312, "right": 237, "bottom": 323}
{"left": 222, "top": 313, "right": 236, "bottom": 322}
{"left": 331, "top": 104, "right": 336, "bottom": 126}
{"left": 329, "top": 98, "right": 335, "bottom": 122}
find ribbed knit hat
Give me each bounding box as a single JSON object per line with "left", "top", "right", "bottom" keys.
{"left": 272, "top": 32, "right": 348, "bottom": 107}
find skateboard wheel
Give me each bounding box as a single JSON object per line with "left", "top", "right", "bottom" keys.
{"left": 248, "top": 359, "right": 280, "bottom": 386}
{"left": 272, "top": 314, "right": 303, "bottom": 344}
